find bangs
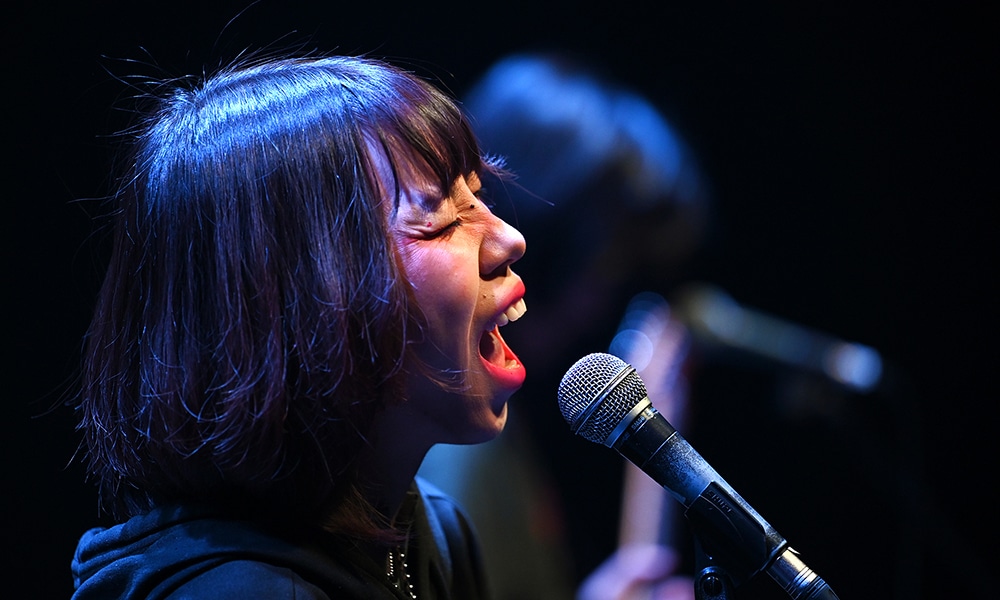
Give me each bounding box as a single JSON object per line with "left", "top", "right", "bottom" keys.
{"left": 366, "top": 73, "right": 501, "bottom": 200}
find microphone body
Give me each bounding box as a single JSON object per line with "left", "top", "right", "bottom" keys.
{"left": 559, "top": 352, "right": 840, "bottom": 600}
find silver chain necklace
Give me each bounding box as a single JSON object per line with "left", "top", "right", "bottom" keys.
{"left": 385, "top": 489, "right": 419, "bottom": 599}
{"left": 385, "top": 540, "right": 417, "bottom": 599}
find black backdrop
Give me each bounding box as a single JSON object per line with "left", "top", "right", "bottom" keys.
{"left": 6, "top": 2, "right": 996, "bottom": 598}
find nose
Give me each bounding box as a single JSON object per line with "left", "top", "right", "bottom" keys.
{"left": 481, "top": 214, "right": 526, "bottom": 279}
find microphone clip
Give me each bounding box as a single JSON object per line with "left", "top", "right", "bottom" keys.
{"left": 686, "top": 481, "right": 780, "bottom": 600}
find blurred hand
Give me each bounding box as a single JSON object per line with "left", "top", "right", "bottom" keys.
{"left": 578, "top": 544, "right": 695, "bottom": 600}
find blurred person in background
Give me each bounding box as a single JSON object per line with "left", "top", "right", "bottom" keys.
{"left": 420, "top": 51, "right": 713, "bottom": 600}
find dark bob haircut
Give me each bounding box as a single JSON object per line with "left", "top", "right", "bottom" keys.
{"left": 78, "top": 55, "right": 495, "bottom": 529}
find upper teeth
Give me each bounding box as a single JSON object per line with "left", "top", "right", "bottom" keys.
{"left": 493, "top": 298, "right": 527, "bottom": 329}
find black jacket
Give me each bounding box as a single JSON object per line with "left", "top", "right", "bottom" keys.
{"left": 71, "top": 478, "right": 490, "bottom": 599}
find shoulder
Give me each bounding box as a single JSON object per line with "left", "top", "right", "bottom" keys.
{"left": 166, "top": 560, "right": 330, "bottom": 599}
{"left": 73, "top": 505, "right": 386, "bottom": 600}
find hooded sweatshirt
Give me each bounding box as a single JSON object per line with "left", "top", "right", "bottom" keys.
{"left": 71, "top": 478, "right": 489, "bottom": 599}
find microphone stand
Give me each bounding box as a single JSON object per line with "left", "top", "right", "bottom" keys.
{"left": 681, "top": 481, "right": 841, "bottom": 600}
{"left": 683, "top": 482, "right": 759, "bottom": 600}
{"left": 694, "top": 570, "right": 736, "bottom": 600}
{"left": 692, "top": 551, "right": 737, "bottom": 600}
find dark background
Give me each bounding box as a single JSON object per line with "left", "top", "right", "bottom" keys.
{"left": 6, "top": 1, "right": 996, "bottom": 598}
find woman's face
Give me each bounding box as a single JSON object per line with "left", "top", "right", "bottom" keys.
{"left": 384, "top": 154, "right": 528, "bottom": 445}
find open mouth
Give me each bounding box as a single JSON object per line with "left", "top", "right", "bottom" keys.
{"left": 479, "top": 298, "right": 527, "bottom": 368}
{"left": 480, "top": 326, "right": 514, "bottom": 368}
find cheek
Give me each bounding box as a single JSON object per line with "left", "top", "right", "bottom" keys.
{"left": 402, "top": 247, "right": 476, "bottom": 338}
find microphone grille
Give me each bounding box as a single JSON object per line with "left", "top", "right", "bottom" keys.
{"left": 558, "top": 353, "right": 648, "bottom": 445}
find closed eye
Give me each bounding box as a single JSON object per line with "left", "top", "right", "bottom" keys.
{"left": 427, "top": 219, "right": 461, "bottom": 239}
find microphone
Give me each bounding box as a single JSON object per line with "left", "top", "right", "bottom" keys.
{"left": 671, "top": 283, "right": 882, "bottom": 393}
{"left": 558, "top": 352, "right": 840, "bottom": 600}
